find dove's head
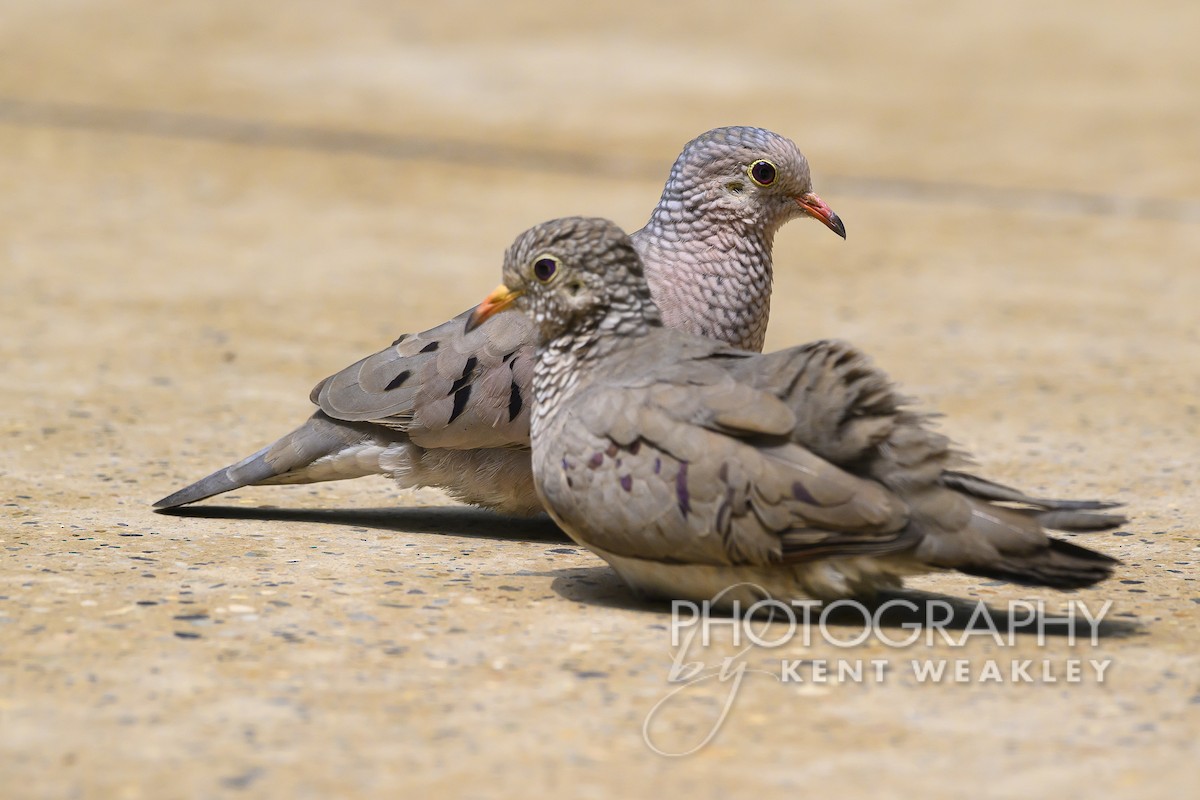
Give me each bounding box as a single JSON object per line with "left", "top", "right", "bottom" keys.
{"left": 655, "top": 126, "right": 844, "bottom": 239}
{"left": 466, "top": 217, "right": 660, "bottom": 343}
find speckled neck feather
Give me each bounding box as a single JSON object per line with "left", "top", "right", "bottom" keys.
{"left": 636, "top": 127, "right": 808, "bottom": 352}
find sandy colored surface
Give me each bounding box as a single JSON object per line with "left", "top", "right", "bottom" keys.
{"left": 2, "top": 1, "right": 1198, "bottom": 797}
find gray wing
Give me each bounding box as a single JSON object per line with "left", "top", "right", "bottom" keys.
{"left": 541, "top": 339, "right": 912, "bottom": 567}
{"left": 311, "top": 308, "right": 536, "bottom": 449}
{"left": 545, "top": 335, "right": 1120, "bottom": 588}
{"left": 754, "top": 339, "right": 1123, "bottom": 586}
{"left": 157, "top": 308, "right": 540, "bottom": 510}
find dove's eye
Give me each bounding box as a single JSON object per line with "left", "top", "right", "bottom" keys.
{"left": 532, "top": 256, "right": 560, "bottom": 283}
{"left": 748, "top": 159, "right": 777, "bottom": 187}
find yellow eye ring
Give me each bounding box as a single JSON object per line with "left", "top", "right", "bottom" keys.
{"left": 748, "top": 159, "right": 777, "bottom": 187}
{"left": 532, "top": 254, "right": 560, "bottom": 283}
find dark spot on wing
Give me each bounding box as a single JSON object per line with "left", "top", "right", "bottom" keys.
{"left": 628, "top": 440, "right": 641, "bottom": 455}
{"left": 676, "top": 461, "right": 690, "bottom": 518}
{"left": 605, "top": 442, "right": 619, "bottom": 458}
{"left": 620, "top": 474, "right": 633, "bottom": 492}
{"left": 420, "top": 340, "right": 439, "bottom": 353}
{"left": 792, "top": 480, "right": 825, "bottom": 506}
{"left": 508, "top": 381, "right": 523, "bottom": 421}
{"left": 449, "top": 356, "right": 478, "bottom": 395}
{"left": 832, "top": 346, "right": 856, "bottom": 369}
{"left": 384, "top": 370, "right": 412, "bottom": 391}
{"left": 449, "top": 384, "right": 472, "bottom": 423}
{"left": 391, "top": 333, "right": 409, "bottom": 346}
{"left": 587, "top": 453, "right": 603, "bottom": 469}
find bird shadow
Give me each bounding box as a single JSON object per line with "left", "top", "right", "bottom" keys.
{"left": 541, "top": 566, "right": 1143, "bottom": 640}
{"left": 158, "top": 505, "right": 1141, "bottom": 639}
{"left": 155, "top": 504, "right": 571, "bottom": 543}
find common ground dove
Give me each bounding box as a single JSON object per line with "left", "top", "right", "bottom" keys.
{"left": 465, "top": 217, "right": 1122, "bottom": 603}
{"left": 155, "top": 127, "right": 845, "bottom": 513}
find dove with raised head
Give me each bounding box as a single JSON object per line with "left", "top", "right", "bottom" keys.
{"left": 155, "top": 127, "right": 845, "bottom": 514}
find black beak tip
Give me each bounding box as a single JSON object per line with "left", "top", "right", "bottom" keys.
{"left": 830, "top": 213, "right": 847, "bottom": 240}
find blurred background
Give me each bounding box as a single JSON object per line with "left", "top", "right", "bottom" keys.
{"left": 1, "top": 1, "right": 1197, "bottom": 797}
{"left": 4, "top": 1, "right": 1197, "bottom": 408}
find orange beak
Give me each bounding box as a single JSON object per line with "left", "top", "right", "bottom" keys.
{"left": 465, "top": 284, "right": 524, "bottom": 332}
{"left": 796, "top": 191, "right": 846, "bottom": 239}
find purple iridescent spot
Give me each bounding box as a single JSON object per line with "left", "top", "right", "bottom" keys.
{"left": 619, "top": 475, "right": 633, "bottom": 492}
{"left": 792, "top": 481, "right": 819, "bottom": 505}
{"left": 676, "top": 462, "right": 690, "bottom": 517}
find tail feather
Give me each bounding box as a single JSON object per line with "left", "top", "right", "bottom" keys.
{"left": 153, "top": 412, "right": 389, "bottom": 509}
{"left": 914, "top": 491, "right": 1123, "bottom": 591}
{"left": 943, "top": 470, "right": 1121, "bottom": 512}
{"left": 957, "top": 537, "right": 1120, "bottom": 590}
{"left": 1034, "top": 509, "right": 1127, "bottom": 532}
{"left": 154, "top": 443, "right": 280, "bottom": 508}
{"left": 942, "top": 470, "right": 1128, "bottom": 535}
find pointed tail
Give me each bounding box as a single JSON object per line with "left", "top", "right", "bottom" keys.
{"left": 153, "top": 412, "right": 391, "bottom": 509}
{"left": 957, "top": 536, "right": 1120, "bottom": 590}
{"left": 922, "top": 491, "right": 1123, "bottom": 590}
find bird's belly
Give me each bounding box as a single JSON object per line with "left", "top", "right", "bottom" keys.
{"left": 590, "top": 546, "right": 910, "bottom": 607}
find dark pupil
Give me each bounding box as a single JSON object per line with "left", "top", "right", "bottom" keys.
{"left": 533, "top": 258, "right": 557, "bottom": 281}
{"left": 751, "top": 161, "right": 776, "bottom": 185}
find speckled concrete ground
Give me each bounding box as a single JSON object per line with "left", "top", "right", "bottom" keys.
{"left": 2, "top": 1, "right": 1198, "bottom": 798}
